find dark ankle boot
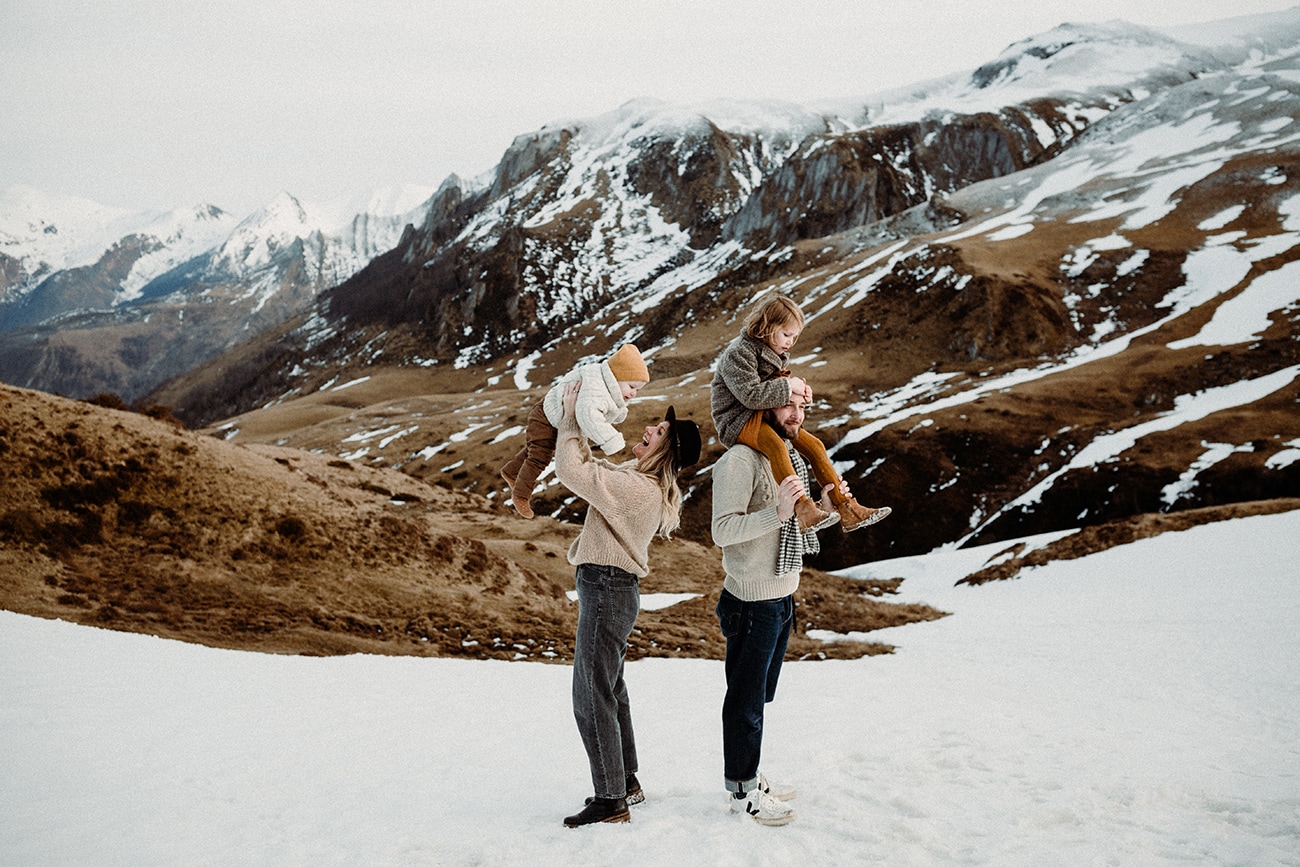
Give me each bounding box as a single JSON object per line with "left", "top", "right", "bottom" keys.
{"left": 564, "top": 796, "right": 630, "bottom": 827}
{"left": 586, "top": 774, "right": 643, "bottom": 807}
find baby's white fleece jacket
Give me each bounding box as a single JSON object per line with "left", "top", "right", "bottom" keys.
{"left": 542, "top": 360, "right": 629, "bottom": 455}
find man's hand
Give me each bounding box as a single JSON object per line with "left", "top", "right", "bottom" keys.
{"left": 776, "top": 474, "right": 805, "bottom": 522}
{"left": 820, "top": 481, "right": 848, "bottom": 515}
{"left": 562, "top": 380, "right": 580, "bottom": 418}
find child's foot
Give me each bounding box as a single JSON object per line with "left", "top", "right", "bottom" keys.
{"left": 794, "top": 497, "right": 834, "bottom": 532}
{"left": 839, "top": 500, "right": 890, "bottom": 532}
{"left": 512, "top": 495, "right": 535, "bottom": 519}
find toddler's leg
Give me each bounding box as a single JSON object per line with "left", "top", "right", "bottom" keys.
{"left": 508, "top": 404, "right": 557, "bottom": 518}
{"left": 500, "top": 445, "right": 526, "bottom": 488}
{"left": 738, "top": 411, "right": 833, "bottom": 532}
{"left": 791, "top": 430, "right": 847, "bottom": 507}
{"left": 737, "top": 411, "right": 798, "bottom": 484}
{"left": 792, "top": 429, "right": 891, "bottom": 532}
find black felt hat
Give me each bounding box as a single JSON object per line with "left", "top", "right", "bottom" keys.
{"left": 664, "top": 405, "right": 701, "bottom": 471}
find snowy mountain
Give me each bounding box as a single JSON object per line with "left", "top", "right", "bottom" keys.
{"left": 0, "top": 185, "right": 433, "bottom": 399}
{"left": 7, "top": 9, "right": 1299, "bottom": 570}
{"left": 0, "top": 188, "right": 237, "bottom": 324}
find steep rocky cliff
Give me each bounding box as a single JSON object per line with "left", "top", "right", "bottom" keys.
{"left": 136, "top": 16, "right": 1300, "bottom": 567}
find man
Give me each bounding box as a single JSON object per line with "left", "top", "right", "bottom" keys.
{"left": 710, "top": 391, "right": 845, "bottom": 826}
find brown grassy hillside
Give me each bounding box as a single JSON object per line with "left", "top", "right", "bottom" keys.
{"left": 0, "top": 383, "right": 944, "bottom": 660}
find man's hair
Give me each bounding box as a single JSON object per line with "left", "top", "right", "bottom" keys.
{"left": 742, "top": 293, "right": 804, "bottom": 344}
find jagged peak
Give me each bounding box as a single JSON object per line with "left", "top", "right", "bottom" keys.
{"left": 235, "top": 191, "right": 309, "bottom": 233}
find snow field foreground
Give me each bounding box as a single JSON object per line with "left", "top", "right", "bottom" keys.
{"left": 2, "top": 512, "right": 1298, "bottom": 866}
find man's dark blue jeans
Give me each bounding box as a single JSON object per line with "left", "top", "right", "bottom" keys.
{"left": 716, "top": 587, "right": 793, "bottom": 792}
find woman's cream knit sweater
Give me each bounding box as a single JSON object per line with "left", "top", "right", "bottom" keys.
{"left": 554, "top": 414, "right": 663, "bottom": 578}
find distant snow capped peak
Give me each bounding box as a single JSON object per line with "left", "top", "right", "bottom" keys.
{"left": 117, "top": 203, "right": 239, "bottom": 301}
{"left": 971, "top": 20, "right": 1220, "bottom": 92}
{"left": 295, "top": 185, "right": 438, "bottom": 237}
{"left": 0, "top": 185, "right": 146, "bottom": 273}
{"left": 239, "top": 191, "right": 310, "bottom": 232}
{"left": 207, "top": 192, "right": 313, "bottom": 274}
{"left": 552, "top": 96, "right": 833, "bottom": 151}
{"left": 837, "top": 16, "right": 1236, "bottom": 130}
{"left": 354, "top": 185, "right": 438, "bottom": 220}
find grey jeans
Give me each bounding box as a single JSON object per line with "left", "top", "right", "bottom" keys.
{"left": 572, "top": 563, "right": 640, "bottom": 799}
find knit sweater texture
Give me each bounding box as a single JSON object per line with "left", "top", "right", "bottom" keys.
{"left": 710, "top": 444, "right": 801, "bottom": 601}
{"left": 543, "top": 360, "right": 629, "bottom": 455}
{"left": 710, "top": 334, "right": 794, "bottom": 448}
{"left": 554, "top": 414, "right": 663, "bottom": 578}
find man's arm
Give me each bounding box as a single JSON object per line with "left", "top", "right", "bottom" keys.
{"left": 711, "top": 451, "right": 783, "bottom": 548}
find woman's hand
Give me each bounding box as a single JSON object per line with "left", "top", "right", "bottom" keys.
{"left": 562, "top": 380, "right": 581, "bottom": 419}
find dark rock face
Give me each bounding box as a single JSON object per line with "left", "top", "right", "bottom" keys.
{"left": 724, "top": 106, "right": 1083, "bottom": 248}
{"left": 318, "top": 102, "right": 1085, "bottom": 370}
{"left": 140, "top": 55, "right": 1300, "bottom": 574}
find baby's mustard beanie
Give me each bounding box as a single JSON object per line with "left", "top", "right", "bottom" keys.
{"left": 607, "top": 344, "right": 650, "bottom": 383}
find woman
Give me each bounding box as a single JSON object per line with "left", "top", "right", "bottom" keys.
{"left": 554, "top": 379, "right": 701, "bottom": 828}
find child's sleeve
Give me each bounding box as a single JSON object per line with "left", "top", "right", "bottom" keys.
{"left": 574, "top": 365, "right": 626, "bottom": 454}
{"left": 716, "top": 340, "right": 792, "bottom": 411}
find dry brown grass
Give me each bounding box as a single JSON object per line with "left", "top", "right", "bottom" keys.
{"left": 0, "top": 382, "right": 945, "bottom": 661}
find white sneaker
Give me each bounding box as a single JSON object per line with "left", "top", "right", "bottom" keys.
{"left": 757, "top": 771, "right": 796, "bottom": 801}
{"left": 729, "top": 787, "right": 796, "bottom": 826}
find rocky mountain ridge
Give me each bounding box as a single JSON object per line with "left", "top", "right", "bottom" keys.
{"left": 0, "top": 187, "right": 433, "bottom": 400}
{"left": 7, "top": 11, "right": 1300, "bottom": 578}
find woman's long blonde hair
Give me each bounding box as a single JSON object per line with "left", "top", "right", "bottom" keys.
{"left": 634, "top": 436, "right": 684, "bottom": 539}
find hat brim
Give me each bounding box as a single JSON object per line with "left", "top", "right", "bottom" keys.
{"left": 663, "top": 405, "right": 701, "bottom": 471}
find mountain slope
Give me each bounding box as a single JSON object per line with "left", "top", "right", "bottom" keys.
{"left": 0, "top": 188, "right": 432, "bottom": 400}
{"left": 139, "top": 12, "right": 1300, "bottom": 572}
{"left": 0, "top": 382, "right": 937, "bottom": 658}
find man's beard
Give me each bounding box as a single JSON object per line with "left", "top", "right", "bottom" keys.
{"left": 764, "top": 416, "right": 798, "bottom": 440}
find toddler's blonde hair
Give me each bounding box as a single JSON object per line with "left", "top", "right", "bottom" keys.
{"left": 742, "top": 294, "right": 804, "bottom": 345}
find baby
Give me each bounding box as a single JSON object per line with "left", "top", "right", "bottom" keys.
{"left": 500, "top": 343, "right": 649, "bottom": 518}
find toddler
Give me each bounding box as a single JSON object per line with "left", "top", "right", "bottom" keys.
{"left": 500, "top": 343, "right": 649, "bottom": 518}
{"left": 710, "top": 294, "right": 891, "bottom": 532}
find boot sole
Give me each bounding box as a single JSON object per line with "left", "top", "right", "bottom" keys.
{"left": 564, "top": 811, "right": 630, "bottom": 827}
{"left": 842, "top": 506, "right": 891, "bottom": 532}
{"left": 585, "top": 789, "right": 644, "bottom": 807}
{"left": 731, "top": 804, "right": 797, "bottom": 825}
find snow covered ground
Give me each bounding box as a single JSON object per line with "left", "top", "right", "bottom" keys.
{"left": 2, "top": 511, "right": 1298, "bottom": 866}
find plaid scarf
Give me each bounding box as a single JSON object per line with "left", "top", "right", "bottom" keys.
{"left": 776, "top": 443, "right": 820, "bottom": 578}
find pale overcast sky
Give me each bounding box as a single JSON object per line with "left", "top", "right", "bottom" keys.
{"left": 3, "top": 0, "right": 1297, "bottom": 217}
